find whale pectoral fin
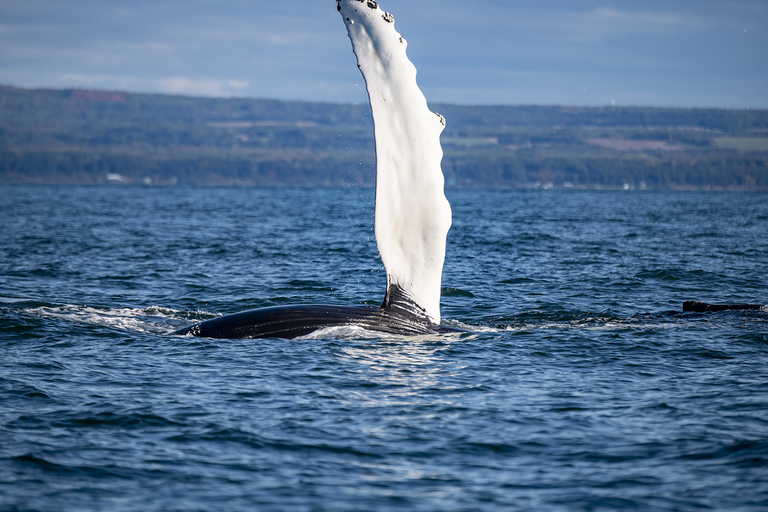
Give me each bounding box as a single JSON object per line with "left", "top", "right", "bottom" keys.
{"left": 340, "top": 0, "right": 451, "bottom": 325}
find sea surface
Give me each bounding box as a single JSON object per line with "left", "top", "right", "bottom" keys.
{"left": 1, "top": 185, "right": 767, "bottom": 511}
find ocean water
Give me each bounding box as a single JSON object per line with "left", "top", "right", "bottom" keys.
{"left": 1, "top": 185, "right": 767, "bottom": 511}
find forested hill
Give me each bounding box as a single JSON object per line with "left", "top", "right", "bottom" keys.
{"left": 2, "top": 85, "right": 767, "bottom": 189}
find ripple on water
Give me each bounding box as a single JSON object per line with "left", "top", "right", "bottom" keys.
{"left": 1, "top": 187, "right": 767, "bottom": 511}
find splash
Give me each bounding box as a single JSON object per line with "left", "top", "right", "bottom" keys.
{"left": 27, "top": 305, "right": 198, "bottom": 335}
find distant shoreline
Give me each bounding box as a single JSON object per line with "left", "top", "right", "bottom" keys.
{"left": 2, "top": 85, "right": 767, "bottom": 190}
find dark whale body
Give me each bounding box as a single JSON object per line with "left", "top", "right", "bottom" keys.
{"left": 171, "top": 304, "right": 461, "bottom": 339}
{"left": 172, "top": 285, "right": 462, "bottom": 339}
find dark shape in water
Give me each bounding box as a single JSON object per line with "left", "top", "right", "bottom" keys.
{"left": 683, "top": 301, "right": 764, "bottom": 313}
{"left": 172, "top": 290, "right": 461, "bottom": 339}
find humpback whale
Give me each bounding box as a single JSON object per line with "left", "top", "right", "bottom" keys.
{"left": 173, "top": 0, "right": 457, "bottom": 339}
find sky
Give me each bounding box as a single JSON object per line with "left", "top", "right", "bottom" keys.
{"left": 1, "top": 0, "right": 766, "bottom": 108}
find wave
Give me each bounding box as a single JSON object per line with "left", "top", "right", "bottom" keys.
{"left": 20, "top": 304, "right": 203, "bottom": 335}
{"left": 9, "top": 300, "right": 765, "bottom": 342}
{"left": 465, "top": 307, "right": 767, "bottom": 335}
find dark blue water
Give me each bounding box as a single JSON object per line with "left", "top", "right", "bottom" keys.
{"left": 2, "top": 185, "right": 767, "bottom": 511}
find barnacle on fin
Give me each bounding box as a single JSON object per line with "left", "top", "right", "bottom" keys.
{"left": 382, "top": 12, "right": 394, "bottom": 23}
{"left": 367, "top": 0, "right": 378, "bottom": 9}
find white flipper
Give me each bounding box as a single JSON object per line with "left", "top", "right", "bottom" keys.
{"left": 338, "top": 0, "right": 452, "bottom": 324}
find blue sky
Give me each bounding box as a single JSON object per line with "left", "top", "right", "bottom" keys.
{"left": 1, "top": 0, "right": 766, "bottom": 108}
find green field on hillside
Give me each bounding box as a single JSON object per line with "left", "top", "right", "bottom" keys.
{"left": 1, "top": 85, "right": 767, "bottom": 189}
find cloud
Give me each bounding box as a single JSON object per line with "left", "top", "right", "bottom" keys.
{"left": 155, "top": 77, "right": 241, "bottom": 96}
{"left": 1, "top": 0, "right": 766, "bottom": 107}
{"left": 524, "top": 6, "right": 701, "bottom": 44}
{"left": 226, "top": 79, "right": 249, "bottom": 90}
{"left": 57, "top": 74, "right": 251, "bottom": 97}
{"left": 592, "top": 7, "right": 678, "bottom": 25}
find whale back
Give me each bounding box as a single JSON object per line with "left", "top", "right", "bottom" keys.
{"left": 338, "top": 0, "right": 452, "bottom": 324}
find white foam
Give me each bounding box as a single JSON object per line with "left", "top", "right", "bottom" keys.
{"left": 27, "top": 305, "right": 196, "bottom": 335}
{"left": 298, "top": 324, "right": 465, "bottom": 341}
{"left": 339, "top": 0, "right": 452, "bottom": 324}
{"left": 498, "top": 319, "right": 682, "bottom": 332}
{"left": 298, "top": 324, "right": 380, "bottom": 340}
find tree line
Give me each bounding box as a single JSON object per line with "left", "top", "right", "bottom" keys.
{"left": 1, "top": 85, "right": 766, "bottom": 189}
